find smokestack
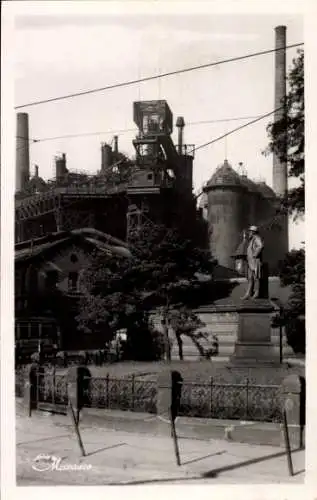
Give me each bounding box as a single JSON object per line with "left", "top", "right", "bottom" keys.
{"left": 101, "top": 143, "right": 113, "bottom": 172}
{"left": 34, "top": 165, "right": 39, "bottom": 178}
{"left": 176, "top": 116, "right": 185, "bottom": 155}
{"left": 273, "top": 26, "right": 287, "bottom": 197}
{"left": 55, "top": 153, "right": 67, "bottom": 181}
{"left": 16, "top": 113, "right": 30, "bottom": 192}
{"left": 113, "top": 136, "right": 118, "bottom": 154}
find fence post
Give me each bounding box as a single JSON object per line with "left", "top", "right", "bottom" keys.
{"left": 246, "top": 378, "right": 249, "bottom": 420}
{"left": 106, "top": 373, "right": 109, "bottom": 409}
{"left": 282, "top": 409, "right": 294, "bottom": 476}
{"left": 281, "top": 374, "right": 304, "bottom": 449}
{"left": 52, "top": 365, "right": 55, "bottom": 407}
{"left": 23, "top": 363, "right": 38, "bottom": 416}
{"left": 67, "top": 365, "right": 91, "bottom": 425}
{"left": 131, "top": 374, "right": 135, "bottom": 411}
{"left": 210, "top": 377, "right": 213, "bottom": 417}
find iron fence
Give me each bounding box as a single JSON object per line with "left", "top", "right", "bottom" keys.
{"left": 83, "top": 376, "right": 157, "bottom": 414}
{"left": 15, "top": 366, "right": 26, "bottom": 398}
{"left": 15, "top": 369, "right": 283, "bottom": 423}
{"left": 37, "top": 372, "right": 68, "bottom": 406}
{"left": 179, "top": 381, "right": 283, "bottom": 422}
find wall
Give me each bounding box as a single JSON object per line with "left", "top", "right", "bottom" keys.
{"left": 37, "top": 244, "right": 94, "bottom": 293}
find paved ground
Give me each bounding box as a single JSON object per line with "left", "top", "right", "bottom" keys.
{"left": 16, "top": 409, "right": 305, "bottom": 486}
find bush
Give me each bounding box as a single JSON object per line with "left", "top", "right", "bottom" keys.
{"left": 149, "top": 329, "right": 165, "bottom": 361}
{"left": 285, "top": 317, "right": 305, "bottom": 355}
{"left": 124, "top": 325, "right": 165, "bottom": 361}
{"left": 30, "top": 352, "right": 40, "bottom": 363}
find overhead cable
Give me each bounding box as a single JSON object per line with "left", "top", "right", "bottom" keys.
{"left": 15, "top": 43, "right": 303, "bottom": 110}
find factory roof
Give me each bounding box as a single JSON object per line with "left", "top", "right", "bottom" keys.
{"left": 239, "top": 174, "right": 258, "bottom": 193}
{"left": 204, "top": 159, "right": 276, "bottom": 199}
{"left": 205, "top": 160, "right": 243, "bottom": 188}
{"left": 15, "top": 228, "right": 132, "bottom": 264}
{"left": 255, "top": 181, "right": 276, "bottom": 199}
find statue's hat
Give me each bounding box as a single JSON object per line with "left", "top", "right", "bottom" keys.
{"left": 249, "top": 225, "right": 258, "bottom": 232}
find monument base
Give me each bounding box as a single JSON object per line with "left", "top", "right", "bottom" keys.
{"left": 230, "top": 298, "right": 280, "bottom": 366}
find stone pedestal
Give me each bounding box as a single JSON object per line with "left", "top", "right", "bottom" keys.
{"left": 230, "top": 299, "right": 279, "bottom": 365}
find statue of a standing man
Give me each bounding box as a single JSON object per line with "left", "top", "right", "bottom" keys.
{"left": 241, "top": 225, "right": 264, "bottom": 300}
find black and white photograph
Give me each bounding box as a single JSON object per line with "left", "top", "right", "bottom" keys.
{"left": 1, "top": 0, "right": 313, "bottom": 495}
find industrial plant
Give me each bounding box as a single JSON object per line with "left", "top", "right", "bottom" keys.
{"left": 14, "top": 26, "right": 291, "bottom": 357}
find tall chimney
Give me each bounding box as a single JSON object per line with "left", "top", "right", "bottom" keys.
{"left": 16, "top": 113, "right": 30, "bottom": 192}
{"left": 273, "top": 26, "right": 287, "bottom": 197}
{"left": 176, "top": 116, "right": 185, "bottom": 155}
{"left": 113, "top": 136, "right": 118, "bottom": 154}
{"left": 101, "top": 143, "right": 113, "bottom": 172}
{"left": 273, "top": 26, "right": 289, "bottom": 256}
{"left": 55, "top": 153, "right": 67, "bottom": 181}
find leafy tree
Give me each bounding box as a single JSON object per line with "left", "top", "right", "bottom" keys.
{"left": 168, "top": 307, "right": 206, "bottom": 360}
{"left": 265, "top": 49, "right": 304, "bottom": 218}
{"left": 265, "top": 50, "right": 305, "bottom": 354}
{"left": 77, "top": 223, "right": 215, "bottom": 361}
{"left": 277, "top": 248, "right": 305, "bottom": 354}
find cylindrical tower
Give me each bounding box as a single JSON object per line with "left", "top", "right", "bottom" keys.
{"left": 273, "top": 25, "right": 287, "bottom": 197}
{"left": 101, "top": 143, "right": 113, "bottom": 172}
{"left": 16, "top": 113, "right": 30, "bottom": 192}
{"left": 204, "top": 160, "right": 248, "bottom": 269}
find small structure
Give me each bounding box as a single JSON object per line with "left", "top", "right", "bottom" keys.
{"left": 15, "top": 228, "right": 131, "bottom": 355}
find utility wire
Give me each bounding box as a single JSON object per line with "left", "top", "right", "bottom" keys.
{"left": 15, "top": 42, "right": 303, "bottom": 110}
{"left": 15, "top": 113, "right": 273, "bottom": 145}
{"left": 191, "top": 106, "right": 281, "bottom": 155}
{"left": 15, "top": 107, "right": 280, "bottom": 164}
{"left": 193, "top": 106, "right": 283, "bottom": 200}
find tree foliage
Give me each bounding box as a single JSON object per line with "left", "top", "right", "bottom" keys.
{"left": 265, "top": 49, "right": 304, "bottom": 218}
{"left": 278, "top": 248, "right": 305, "bottom": 354}
{"left": 76, "top": 224, "right": 215, "bottom": 360}
{"left": 168, "top": 307, "right": 218, "bottom": 360}
{"left": 265, "top": 50, "right": 305, "bottom": 354}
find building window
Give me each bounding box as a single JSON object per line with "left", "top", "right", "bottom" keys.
{"left": 45, "top": 270, "right": 59, "bottom": 290}
{"left": 68, "top": 271, "right": 79, "bottom": 292}
{"left": 70, "top": 253, "right": 78, "bottom": 263}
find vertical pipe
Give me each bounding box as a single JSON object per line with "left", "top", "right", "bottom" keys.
{"left": 176, "top": 117, "right": 185, "bottom": 155}
{"left": 16, "top": 113, "right": 30, "bottom": 192}
{"left": 178, "top": 128, "right": 183, "bottom": 155}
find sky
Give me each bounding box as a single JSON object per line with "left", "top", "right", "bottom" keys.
{"left": 12, "top": 4, "right": 304, "bottom": 248}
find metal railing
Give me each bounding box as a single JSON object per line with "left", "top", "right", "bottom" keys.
{"left": 16, "top": 368, "right": 283, "bottom": 423}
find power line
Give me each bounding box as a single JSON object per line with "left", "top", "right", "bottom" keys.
{"left": 193, "top": 106, "right": 283, "bottom": 200}
{"left": 26, "top": 128, "right": 137, "bottom": 144}
{"left": 189, "top": 115, "right": 264, "bottom": 126}
{"left": 15, "top": 106, "right": 281, "bottom": 164}
{"left": 14, "top": 113, "right": 275, "bottom": 145}
{"left": 192, "top": 106, "right": 281, "bottom": 155}
{"left": 15, "top": 42, "right": 303, "bottom": 110}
